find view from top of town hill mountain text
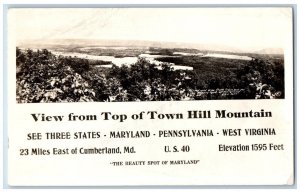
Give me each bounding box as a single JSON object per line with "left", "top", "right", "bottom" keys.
{"left": 13, "top": 8, "right": 287, "bottom": 103}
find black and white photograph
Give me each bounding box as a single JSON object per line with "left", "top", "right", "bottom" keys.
{"left": 15, "top": 8, "right": 286, "bottom": 103}
{"left": 6, "top": 6, "right": 295, "bottom": 187}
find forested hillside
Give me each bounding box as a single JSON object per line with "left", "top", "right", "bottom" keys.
{"left": 16, "top": 48, "right": 284, "bottom": 103}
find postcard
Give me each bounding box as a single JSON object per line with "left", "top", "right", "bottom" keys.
{"left": 7, "top": 7, "right": 294, "bottom": 186}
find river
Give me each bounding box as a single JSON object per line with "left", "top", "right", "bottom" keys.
{"left": 51, "top": 51, "right": 252, "bottom": 71}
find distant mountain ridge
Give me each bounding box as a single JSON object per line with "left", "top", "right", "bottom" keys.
{"left": 255, "top": 48, "right": 284, "bottom": 55}
{"left": 18, "top": 39, "right": 283, "bottom": 55}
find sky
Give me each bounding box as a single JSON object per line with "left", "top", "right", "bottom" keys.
{"left": 9, "top": 8, "right": 292, "bottom": 52}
